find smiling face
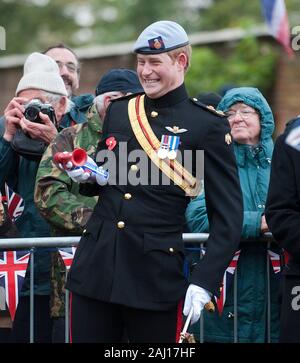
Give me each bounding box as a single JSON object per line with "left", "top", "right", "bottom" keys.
{"left": 45, "top": 47, "right": 79, "bottom": 97}
{"left": 136, "top": 52, "right": 186, "bottom": 99}
{"left": 226, "top": 102, "right": 261, "bottom": 145}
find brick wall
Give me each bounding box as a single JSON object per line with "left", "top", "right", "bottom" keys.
{"left": 0, "top": 54, "right": 136, "bottom": 113}
{"left": 76, "top": 54, "right": 136, "bottom": 95}
{"left": 0, "top": 66, "right": 23, "bottom": 111}
{"left": 272, "top": 51, "right": 300, "bottom": 137}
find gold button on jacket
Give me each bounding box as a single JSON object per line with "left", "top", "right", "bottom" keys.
{"left": 117, "top": 221, "right": 125, "bottom": 229}
{"left": 130, "top": 165, "right": 138, "bottom": 171}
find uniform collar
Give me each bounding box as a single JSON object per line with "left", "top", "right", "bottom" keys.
{"left": 145, "top": 83, "right": 188, "bottom": 108}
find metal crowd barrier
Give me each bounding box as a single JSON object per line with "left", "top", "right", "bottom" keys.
{"left": 0, "top": 233, "right": 275, "bottom": 343}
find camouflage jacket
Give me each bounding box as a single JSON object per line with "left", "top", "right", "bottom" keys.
{"left": 35, "top": 104, "right": 103, "bottom": 317}
{"left": 35, "top": 104, "right": 102, "bottom": 234}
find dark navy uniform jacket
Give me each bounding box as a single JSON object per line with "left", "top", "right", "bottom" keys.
{"left": 266, "top": 117, "right": 300, "bottom": 275}
{"left": 66, "top": 84, "right": 243, "bottom": 311}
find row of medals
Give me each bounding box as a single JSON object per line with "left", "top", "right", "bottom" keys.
{"left": 157, "top": 135, "right": 179, "bottom": 160}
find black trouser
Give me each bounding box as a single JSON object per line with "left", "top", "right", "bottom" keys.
{"left": 52, "top": 317, "right": 66, "bottom": 343}
{"left": 10, "top": 296, "right": 52, "bottom": 343}
{"left": 279, "top": 275, "right": 300, "bottom": 343}
{"left": 70, "top": 293, "right": 182, "bottom": 343}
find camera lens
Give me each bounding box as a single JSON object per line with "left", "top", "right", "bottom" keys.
{"left": 24, "top": 105, "right": 40, "bottom": 122}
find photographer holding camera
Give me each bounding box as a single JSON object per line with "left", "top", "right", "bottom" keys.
{"left": 0, "top": 52, "right": 69, "bottom": 342}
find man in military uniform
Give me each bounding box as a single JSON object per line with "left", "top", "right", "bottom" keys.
{"left": 65, "top": 20, "right": 243, "bottom": 343}
{"left": 34, "top": 68, "right": 142, "bottom": 342}
{"left": 265, "top": 116, "right": 300, "bottom": 342}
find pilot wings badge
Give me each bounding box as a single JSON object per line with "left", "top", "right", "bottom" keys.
{"left": 165, "top": 126, "right": 188, "bottom": 134}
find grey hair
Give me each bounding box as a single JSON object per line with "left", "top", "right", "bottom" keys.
{"left": 42, "top": 91, "right": 72, "bottom": 113}
{"left": 93, "top": 91, "right": 125, "bottom": 115}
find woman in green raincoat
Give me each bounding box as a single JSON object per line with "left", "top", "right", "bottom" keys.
{"left": 185, "top": 87, "right": 280, "bottom": 343}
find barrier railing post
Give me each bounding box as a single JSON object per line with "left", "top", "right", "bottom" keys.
{"left": 199, "top": 243, "right": 204, "bottom": 343}
{"left": 266, "top": 242, "right": 271, "bottom": 343}
{"left": 65, "top": 278, "right": 70, "bottom": 343}
{"left": 233, "top": 266, "right": 238, "bottom": 343}
{"left": 29, "top": 247, "right": 34, "bottom": 343}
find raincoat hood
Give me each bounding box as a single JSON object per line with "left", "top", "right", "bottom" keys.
{"left": 217, "top": 87, "right": 274, "bottom": 165}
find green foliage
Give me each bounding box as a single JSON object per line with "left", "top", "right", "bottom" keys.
{"left": 197, "top": 0, "right": 299, "bottom": 31}
{"left": 185, "top": 37, "right": 279, "bottom": 98}
{"left": 85, "top": 0, "right": 183, "bottom": 45}
{"left": 0, "top": 0, "right": 300, "bottom": 56}
{"left": 0, "top": 0, "right": 79, "bottom": 54}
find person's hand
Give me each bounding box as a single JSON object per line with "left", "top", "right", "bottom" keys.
{"left": 65, "top": 166, "right": 92, "bottom": 183}
{"left": 20, "top": 112, "right": 58, "bottom": 144}
{"left": 261, "top": 215, "right": 269, "bottom": 233}
{"left": 62, "top": 156, "right": 109, "bottom": 185}
{"left": 183, "top": 284, "right": 211, "bottom": 325}
{"left": 61, "top": 156, "right": 94, "bottom": 183}
{"left": 3, "top": 97, "right": 28, "bottom": 142}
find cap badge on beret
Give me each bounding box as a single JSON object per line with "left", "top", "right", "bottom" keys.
{"left": 148, "top": 36, "right": 165, "bottom": 51}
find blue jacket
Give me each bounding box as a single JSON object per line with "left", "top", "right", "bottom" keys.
{"left": 185, "top": 87, "right": 280, "bottom": 342}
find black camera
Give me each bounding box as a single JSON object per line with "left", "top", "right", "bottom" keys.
{"left": 24, "top": 99, "right": 56, "bottom": 124}
{"left": 11, "top": 99, "right": 57, "bottom": 160}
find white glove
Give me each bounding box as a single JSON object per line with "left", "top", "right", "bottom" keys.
{"left": 83, "top": 156, "right": 109, "bottom": 185}
{"left": 62, "top": 156, "right": 108, "bottom": 185}
{"left": 183, "top": 284, "right": 211, "bottom": 325}
{"left": 65, "top": 166, "right": 91, "bottom": 183}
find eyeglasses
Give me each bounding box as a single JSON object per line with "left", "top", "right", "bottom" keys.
{"left": 225, "top": 109, "right": 257, "bottom": 121}
{"left": 56, "top": 61, "right": 78, "bottom": 73}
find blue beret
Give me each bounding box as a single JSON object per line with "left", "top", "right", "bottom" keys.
{"left": 133, "top": 20, "right": 189, "bottom": 54}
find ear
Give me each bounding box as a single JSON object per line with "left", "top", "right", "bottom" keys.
{"left": 104, "top": 95, "right": 112, "bottom": 110}
{"left": 98, "top": 95, "right": 113, "bottom": 120}
{"left": 177, "top": 53, "right": 188, "bottom": 70}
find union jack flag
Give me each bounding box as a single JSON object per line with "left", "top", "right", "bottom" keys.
{"left": 215, "top": 250, "right": 241, "bottom": 315}
{"left": 58, "top": 247, "right": 77, "bottom": 270}
{"left": 0, "top": 250, "right": 30, "bottom": 320}
{"left": 5, "top": 184, "right": 24, "bottom": 222}
{"left": 267, "top": 250, "right": 281, "bottom": 274}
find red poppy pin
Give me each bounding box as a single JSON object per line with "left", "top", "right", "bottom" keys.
{"left": 106, "top": 136, "right": 117, "bottom": 150}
